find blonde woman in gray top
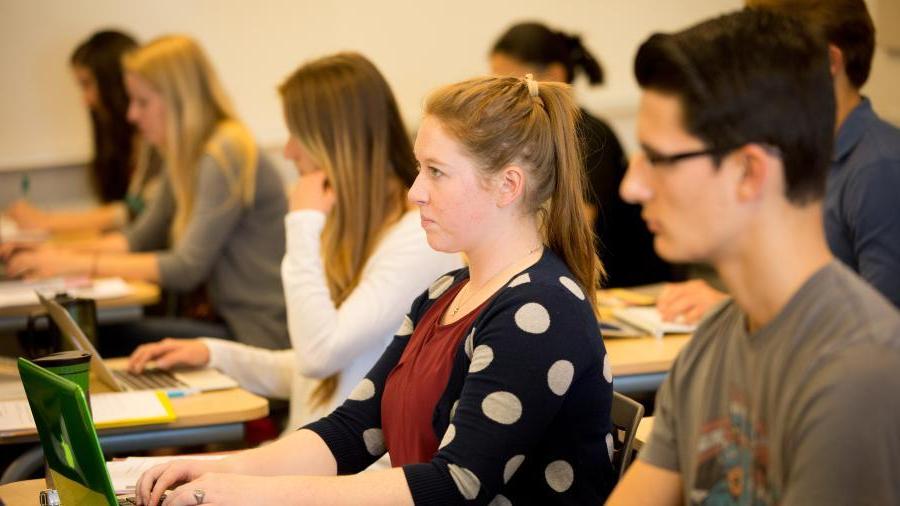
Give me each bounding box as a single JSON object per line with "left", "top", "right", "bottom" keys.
{"left": 7, "top": 36, "right": 288, "bottom": 350}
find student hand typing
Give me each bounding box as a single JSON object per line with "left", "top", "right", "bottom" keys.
{"left": 289, "top": 170, "right": 335, "bottom": 213}
{"left": 656, "top": 279, "right": 727, "bottom": 324}
{"left": 6, "top": 246, "right": 90, "bottom": 279}
{"left": 134, "top": 458, "right": 227, "bottom": 505}
{"left": 128, "top": 338, "right": 210, "bottom": 373}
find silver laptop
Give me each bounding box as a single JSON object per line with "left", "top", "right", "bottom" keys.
{"left": 37, "top": 293, "right": 238, "bottom": 393}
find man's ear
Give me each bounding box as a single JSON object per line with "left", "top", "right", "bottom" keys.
{"left": 496, "top": 164, "right": 526, "bottom": 208}
{"left": 828, "top": 44, "right": 844, "bottom": 78}
{"left": 734, "top": 144, "right": 775, "bottom": 203}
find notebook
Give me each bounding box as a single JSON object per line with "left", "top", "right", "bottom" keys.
{"left": 612, "top": 306, "right": 697, "bottom": 339}
{"left": 38, "top": 292, "right": 238, "bottom": 393}
{"left": 17, "top": 357, "right": 164, "bottom": 505}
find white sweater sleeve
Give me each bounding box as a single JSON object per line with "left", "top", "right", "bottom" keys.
{"left": 281, "top": 210, "right": 461, "bottom": 379}
{"left": 203, "top": 338, "right": 294, "bottom": 399}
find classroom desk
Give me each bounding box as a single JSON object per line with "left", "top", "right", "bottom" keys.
{"left": 0, "top": 359, "right": 268, "bottom": 484}
{"left": 607, "top": 334, "right": 690, "bottom": 394}
{"left": 0, "top": 478, "right": 42, "bottom": 505}
{"left": 0, "top": 280, "right": 161, "bottom": 338}
{"left": 0, "top": 279, "right": 160, "bottom": 319}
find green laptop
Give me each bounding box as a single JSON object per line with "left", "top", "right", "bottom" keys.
{"left": 18, "top": 358, "right": 136, "bottom": 505}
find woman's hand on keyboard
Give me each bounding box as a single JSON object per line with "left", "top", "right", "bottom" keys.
{"left": 128, "top": 338, "right": 210, "bottom": 373}
{"left": 135, "top": 458, "right": 226, "bottom": 506}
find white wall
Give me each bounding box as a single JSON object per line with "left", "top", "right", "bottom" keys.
{"left": 0, "top": 0, "right": 746, "bottom": 173}
{"left": 0, "top": 0, "right": 896, "bottom": 195}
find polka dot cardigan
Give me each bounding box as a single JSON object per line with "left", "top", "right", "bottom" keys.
{"left": 305, "top": 249, "right": 617, "bottom": 504}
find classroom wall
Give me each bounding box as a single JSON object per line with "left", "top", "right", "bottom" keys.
{"left": 0, "top": 0, "right": 896, "bottom": 208}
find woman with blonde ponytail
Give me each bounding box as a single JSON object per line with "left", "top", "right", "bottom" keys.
{"left": 128, "top": 52, "right": 460, "bottom": 438}
{"left": 9, "top": 35, "right": 289, "bottom": 352}
{"left": 134, "top": 74, "right": 615, "bottom": 506}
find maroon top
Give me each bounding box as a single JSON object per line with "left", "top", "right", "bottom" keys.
{"left": 381, "top": 281, "right": 485, "bottom": 466}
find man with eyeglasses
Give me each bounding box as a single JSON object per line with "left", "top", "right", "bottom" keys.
{"left": 607, "top": 8, "right": 900, "bottom": 506}
{"left": 655, "top": 0, "right": 900, "bottom": 324}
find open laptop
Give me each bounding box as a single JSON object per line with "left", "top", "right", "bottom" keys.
{"left": 37, "top": 293, "right": 238, "bottom": 393}
{"left": 18, "top": 357, "right": 158, "bottom": 505}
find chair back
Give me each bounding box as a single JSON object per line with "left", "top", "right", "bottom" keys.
{"left": 610, "top": 391, "right": 644, "bottom": 477}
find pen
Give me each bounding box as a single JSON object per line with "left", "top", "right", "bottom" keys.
{"left": 166, "top": 387, "right": 201, "bottom": 398}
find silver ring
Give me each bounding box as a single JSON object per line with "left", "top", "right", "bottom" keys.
{"left": 193, "top": 489, "right": 205, "bottom": 504}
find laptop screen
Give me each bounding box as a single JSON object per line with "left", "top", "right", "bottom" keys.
{"left": 18, "top": 358, "right": 119, "bottom": 505}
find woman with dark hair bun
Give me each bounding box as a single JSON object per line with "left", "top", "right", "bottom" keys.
{"left": 491, "top": 22, "right": 677, "bottom": 288}
{"left": 7, "top": 30, "right": 161, "bottom": 233}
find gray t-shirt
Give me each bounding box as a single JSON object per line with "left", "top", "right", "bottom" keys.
{"left": 641, "top": 261, "right": 900, "bottom": 505}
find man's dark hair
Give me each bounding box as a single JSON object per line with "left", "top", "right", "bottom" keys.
{"left": 634, "top": 8, "right": 835, "bottom": 204}
{"left": 748, "top": 0, "right": 875, "bottom": 88}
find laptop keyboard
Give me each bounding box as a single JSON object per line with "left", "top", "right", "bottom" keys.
{"left": 113, "top": 369, "right": 188, "bottom": 390}
{"left": 118, "top": 493, "right": 166, "bottom": 504}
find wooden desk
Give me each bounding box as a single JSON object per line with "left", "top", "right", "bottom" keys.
{"left": 0, "top": 478, "right": 42, "bottom": 505}
{"left": 606, "top": 334, "right": 690, "bottom": 394}
{"left": 0, "top": 280, "right": 160, "bottom": 319}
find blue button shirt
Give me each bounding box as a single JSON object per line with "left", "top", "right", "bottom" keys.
{"left": 825, "top": 97, "right": 900, "bottom": 307}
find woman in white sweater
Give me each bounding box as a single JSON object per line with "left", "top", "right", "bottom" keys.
{"left": 127, "top": 52, "right": 460, "bottom": 431}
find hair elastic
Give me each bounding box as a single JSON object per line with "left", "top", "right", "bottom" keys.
{"left": 524, "top": 73, "right": 540, "bottom": 97}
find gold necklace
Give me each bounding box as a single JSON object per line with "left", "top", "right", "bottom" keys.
{"left": 448, "top": 244, "right": 543, "bottom": 318}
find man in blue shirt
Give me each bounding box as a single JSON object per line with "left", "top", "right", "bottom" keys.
{"left": 655, "top": 0, "right": 900, "bottom": 318}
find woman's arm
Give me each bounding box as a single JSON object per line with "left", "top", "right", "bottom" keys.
{"left": 7, "top": 200, "right": 128, "bottom": 233}
{"left": 138, "top": 432, "right": 414, "bottom": 506}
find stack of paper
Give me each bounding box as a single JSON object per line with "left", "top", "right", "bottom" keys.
{"left": 0, "top": 390, "right": 176, "bottom": 435}
{"left": 612, "top": 307, "right": 696, "bottom": 339}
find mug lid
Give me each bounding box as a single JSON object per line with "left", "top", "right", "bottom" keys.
{"left": 33, "top": 350, "right": 92, "bottom": 366}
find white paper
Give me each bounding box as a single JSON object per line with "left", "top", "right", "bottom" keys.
{"left": 0, "top": 277, "right": 132, "bottom": 308}
{"left": 107, "top": 455, "right": 226, "bottom": 494}
{"left": 0, "top": 390, "right": 170, "bottom": 434}
{"left": 613, "top": 307, "right": 697, "bottom": 338}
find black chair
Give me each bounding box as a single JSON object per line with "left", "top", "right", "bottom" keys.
{"left": 610, "top": 391, "right": 644, "bottom": 477}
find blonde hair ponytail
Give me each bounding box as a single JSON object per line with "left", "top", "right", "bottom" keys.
{"left": 425, "top": 76, "right": 602, "bottom": 307}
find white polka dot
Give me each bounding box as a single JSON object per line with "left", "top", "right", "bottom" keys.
{"left": 545, "top": 460, "right": 574, "bottom": 493}
{"left": 439, "top": 424, "right": 456, "bottom": 449}
{"left": 508, "top": 273, "right": 530, "bottom": 287}
{"left": 503, "top": 455, "right": 525, "bottom": 484}
{"left": 464, "top": 328, "right": 475, "bottom": 359}
{"left": 396, "top": 315, "right": 414, "bottom": 336}
{"left": 448, "top": 463, "right": 481, "bottom": 500}
{"left": 514, "top": 303, "right": 550, "bottom": 334}
{"left": 429, "top": 275, "right": 455, "bottom": 299}
{"left": 362, "top": 428, "right": 385, "bottom": 456}
{"left": 558, "top": 276, "right": 585, "bottom": 300}
{"left": 469, "top": 345, "right": 494, "bottom": 373}
{"left": 450, "top": 399, "right": 460, "bottom": 420}
{"left": 347, "top": 379, "right": 375, "bottom": 401}
{"left": 606, "top": 433, "right": 615, "bottom": 462}
{"left": 603, "top": 354, "right": 612, "bottom": 383}
{"left": 547, "top": 360, "right": 574, "bottom": 396}
{"left": 482, "top": 391, "right": 522, "bottom": 425}
{"left": 489, "top": 495, "right": 512, "bottom": 506}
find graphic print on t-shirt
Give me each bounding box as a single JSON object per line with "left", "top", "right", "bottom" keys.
{"left": 691, "top": 388, "right": 776, "bottom": 505}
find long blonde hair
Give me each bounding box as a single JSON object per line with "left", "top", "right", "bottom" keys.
{"left": 425, "top": 76, "right": 603, "bottom": 308}
{"left": 279, "top": 52, "right": 416, "bottom": 407}
{"left": 123, "top": 35, "right": 257, "bottom": 240}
